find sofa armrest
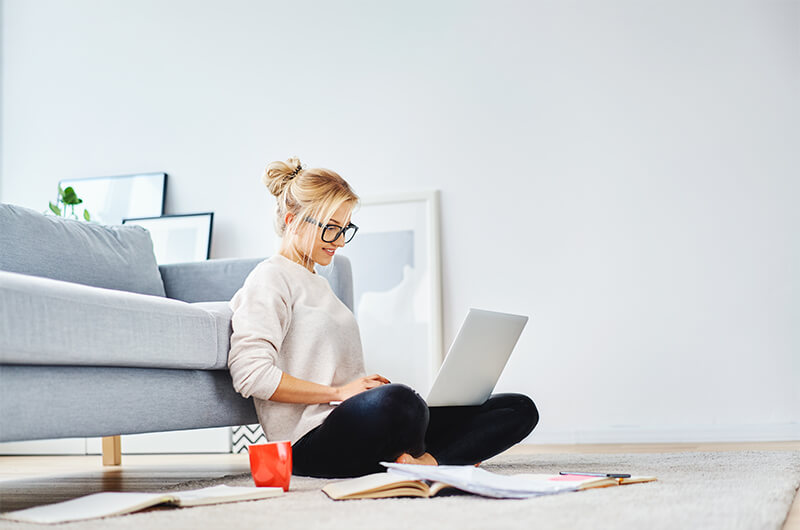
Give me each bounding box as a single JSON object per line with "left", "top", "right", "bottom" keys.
{"left": 159, "top": 258, "right": 263, "bottom": 303}
{"left": 159, "top": 254, "right": 355, "bottom": 311}
{"left": 317, "top": 254, "right": 355, "bottom": 312}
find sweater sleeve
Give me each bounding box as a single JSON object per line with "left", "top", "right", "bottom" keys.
{"left": 227, "top": 266, "right": 291, "bottom": 401}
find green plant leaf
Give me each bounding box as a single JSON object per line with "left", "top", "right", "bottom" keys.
{"left": 83, "top": 209, "right": 91, "bottom": 221}
{"left": 49, "top": 202, "right": 61, "bottom": 216}
{"left": 62, "top": 186, "right": 79, "bottom": 205}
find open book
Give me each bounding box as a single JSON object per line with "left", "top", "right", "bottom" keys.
{"left": 322, "top": 463, "right": 657, "bottom": 500}
{"left": 323, "top": 472, "right": 459, "bottom": 500}
{"left": 0, "top": 485, "right": 283, "bottom": 525}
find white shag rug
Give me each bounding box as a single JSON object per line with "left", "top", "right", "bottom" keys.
{"left": 1, "top": 451, "right": 797, "bottom": 530}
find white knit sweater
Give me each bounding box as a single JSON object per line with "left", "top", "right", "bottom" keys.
{"left": 227, "top": 253, "right": 366, "bottom": 445}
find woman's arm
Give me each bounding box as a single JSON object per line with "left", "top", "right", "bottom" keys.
{"left": 228, "top": 265, "right": 390, "bottom": 404}
{"left": 270, "top": 372, "right": 391, "bottom": 404}
{"left": 228, "top": 270, "right": 291, "bottom": 402}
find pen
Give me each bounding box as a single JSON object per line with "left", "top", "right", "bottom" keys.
{"left": 559, "top": 471, "right": 631, "bottom": 478}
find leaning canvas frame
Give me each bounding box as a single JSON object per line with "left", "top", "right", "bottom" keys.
{"left": 58, "top": 172, "right": 167, "bottom": 226}
{"left": 122, "top": 213, "right": 214, "bottom": 264}
{"left": 332, "top": 190, "right": 444, "bottom": 395}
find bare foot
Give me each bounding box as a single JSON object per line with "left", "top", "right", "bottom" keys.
{"left": 395, "top": 452, "right": 438, "bottom": 466}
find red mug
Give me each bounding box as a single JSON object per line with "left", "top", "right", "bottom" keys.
{"left": 248, "top": 440, "right": 292, "bottom": 491}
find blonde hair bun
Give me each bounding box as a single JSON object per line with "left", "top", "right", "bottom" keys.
{"left": 260, "top": 156, "right": 360, "bottom": 257}
{"left": 262, "top": 157, "right": 303, "bottom": 197}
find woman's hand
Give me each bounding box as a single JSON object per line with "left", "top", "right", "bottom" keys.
{"left": 335, "top": 374, "right": 391, "bottom": 401}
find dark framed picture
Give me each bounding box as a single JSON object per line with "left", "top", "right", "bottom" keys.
{"left": 59, "top": 172, "right": 167, "bottom": 225}
{"left": 122, "top": 213, "right": 213, "bottom": 264}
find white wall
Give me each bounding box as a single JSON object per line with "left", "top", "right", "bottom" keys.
{"left": 0, "top": 0, "right": 4, "bottom": 195}
{"left": 2, "top": 0, "right": 797, "bottom": 443}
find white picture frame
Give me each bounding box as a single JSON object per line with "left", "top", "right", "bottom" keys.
{"left": 332, "top": 190, "right": 443, "bottom": 394}
{"left": 122, "top": 213, "right": 213, "bottom": 264}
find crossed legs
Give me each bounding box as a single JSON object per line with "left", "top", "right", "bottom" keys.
{"left": 291, "top": 383, "right": 539, "bottom": 478}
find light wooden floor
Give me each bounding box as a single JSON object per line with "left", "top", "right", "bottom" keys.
{"left": 1, "top": 442, "right": 798, "bottom": 527}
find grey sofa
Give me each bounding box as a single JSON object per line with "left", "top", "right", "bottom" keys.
{"left": 0, "top": 203, "right": 354, "bottom": 462}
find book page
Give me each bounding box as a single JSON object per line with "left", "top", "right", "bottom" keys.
{"left": 170, "top": 485, "right": 283, "bottom": 506}
{"left": 323, "top": 472, "right": 428, "bottom": 500}
{"left": 0, "top": 485, "right": 284, "bottom": 524}
{"left": 428, "top": 481, "right": 462, "bottom": 497}
{"left": 0, "top": 492, "right": 171, "bottom": 524}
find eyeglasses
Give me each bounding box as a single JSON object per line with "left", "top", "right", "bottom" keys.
{"left": 304, "top": 216, "right": 359, "bottom": 244}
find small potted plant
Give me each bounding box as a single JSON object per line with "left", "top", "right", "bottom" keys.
{"left": 46, "top": 185, "right": 92, "bottom": 221}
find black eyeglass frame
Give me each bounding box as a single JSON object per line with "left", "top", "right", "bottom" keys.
{"left": 303, "top": 216, "right": 359, "bottom": 244}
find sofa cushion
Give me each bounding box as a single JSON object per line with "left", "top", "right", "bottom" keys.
{"left": 158, "top": 253, "right": 354, "bottom": 310}
{"left": 0, "top": 202, "right": 165, "bottom": 297}
{"left": 0, "top": 270, "right": 229, "bottom": 370}
{"left": 191, "top": 301, "right": 233, "bottom": 369}
{"left": 159, "top": 258, "right": 264, "bottom": 303}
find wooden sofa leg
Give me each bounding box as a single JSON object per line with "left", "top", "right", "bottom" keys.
{"left": 102, "top": 435, "right": 122, "bottom": 466}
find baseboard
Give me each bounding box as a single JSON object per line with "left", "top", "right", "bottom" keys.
{"left": 0, "top": 438, "right": 86, "bottom": 455}
{"left": 3, "top": 423, "right": 797, "bottom": 455}
{"left": 524, "top": 422, "right": 800, "bottom": 444}
{"left": 0, "top": 428, "right": 232, "bottom": 455}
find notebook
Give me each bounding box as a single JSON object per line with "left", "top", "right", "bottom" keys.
{"left": 0, "top": 485, "right": 283, "bottom": 524}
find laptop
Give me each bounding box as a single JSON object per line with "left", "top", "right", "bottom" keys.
{"left": 425, "top": 308, "right": 529, "bottom": 407}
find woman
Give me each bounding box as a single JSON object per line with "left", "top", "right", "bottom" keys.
{"left": 228, "top": 158, "right": 539, "bottom": 478}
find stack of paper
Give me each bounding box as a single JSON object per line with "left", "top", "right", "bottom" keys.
{"left": 380, "top": 463, "right": 582, "bottom": 499}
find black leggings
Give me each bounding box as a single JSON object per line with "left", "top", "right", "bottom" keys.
{"left": 291, "top": 383, "right": 539, "bottom": 478}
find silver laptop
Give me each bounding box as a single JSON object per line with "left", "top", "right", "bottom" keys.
{"left": 425, "top": 308, "right": 529, "bottom": 407}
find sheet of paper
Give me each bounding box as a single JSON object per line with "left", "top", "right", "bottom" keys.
{"left": 171, "top": 484, "right": 282, "bottom": 505}
{"left": 380, "top": 463, "right": 578, "bottom": 498}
